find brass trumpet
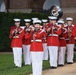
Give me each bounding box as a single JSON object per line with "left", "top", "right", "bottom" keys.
{"left": 12, "top": 28, "right": 21, "bottom": 38}
{"left": 67, "top": 26, "right": 72, "bottom": 42}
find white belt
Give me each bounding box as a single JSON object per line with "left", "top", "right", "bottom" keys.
{"left": 13, "top": 36, "right": 19, "bottom": 38}
{"left": 31, "top": 40, "right": 42, "bottom": 42}
{"left": 43, "top": 38, "right": 46, "bottom": 40}
{"left": 59, "top": 37, "right": 65, "bottom": 39}
{"left": 49, "top": 34, "right": 58, "bottom": 36}
{"left": 65, "top": 38, "right": 70, "bottom": 40}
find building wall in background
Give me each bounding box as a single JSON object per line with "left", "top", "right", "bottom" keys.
{"left": 5, "top": 0, "right": 76, "bottom": 9}
{"left": 3, "top": 0, "right": 76, "bottom": 20}
{"left": 9, "top": 0, "right": 45, "bottom": 9}
{"left": 60, "top": 0, "right": 76, "bottom": 7}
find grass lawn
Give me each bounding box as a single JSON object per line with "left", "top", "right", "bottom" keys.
{"left": 0, "top": 53, "right": 76, "bottom": 75}
{"left": 0, "top": 54, "right": 50, "bottom": 75}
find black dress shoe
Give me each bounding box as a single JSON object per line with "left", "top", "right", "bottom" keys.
{"left": 50, "top": 66, "right": 57, "bottom": 69}
{"left": 58, "top": 64, "right": 64, "bottom": 67}
{"left": 67, "top": 62, "right": 73, "bottom": 64}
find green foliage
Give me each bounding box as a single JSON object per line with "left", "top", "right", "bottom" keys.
{"left": 0, "top": 12, "right": 48, "bottom": 52}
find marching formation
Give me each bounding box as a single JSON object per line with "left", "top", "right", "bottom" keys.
{"left": 9, "top": 16, "right": 76, "bottom": 75}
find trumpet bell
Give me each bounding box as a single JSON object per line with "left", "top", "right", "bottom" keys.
{"left": 50, "top": 5, "right": 63, "bottom": 20}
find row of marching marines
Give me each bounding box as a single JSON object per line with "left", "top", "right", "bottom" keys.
{"left": 9, "top": 16, "right": 76, "bottom": 75}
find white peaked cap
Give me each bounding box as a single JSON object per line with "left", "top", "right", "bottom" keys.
{"left": 24, "top": 19, "right": 31, "bottom": 22}
{"left": 32, "top": 18, "right": 38, "bottom": 21}
{"left": 59, "top": 18, "right": 64, "bottom": 21}
{"left": 58, "top": 20, "right": 64, "bottom": 24}
{"left": 66, "top": 17, "right": 73, "bottom": 21}
{"left": 42, "top": 19, "right": 48, "bottom": 23}
{"left": 48, "top": 16, "right": 57, "bottom": 20}
{"left": 14, "top": 18, "right": 21, "bottom": 22}
{"left": 33, "top": 20, "right": 41, "bottom": 24}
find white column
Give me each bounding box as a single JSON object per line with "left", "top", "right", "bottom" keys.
{"left": 0, "top": 0, "right": 6, "bottom": 12}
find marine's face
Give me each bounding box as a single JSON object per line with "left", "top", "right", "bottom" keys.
{"left": 51, "top": 19, "right": 56, "bottom": 25}
{"left": 67, "top": 21, "right": 72, "bottom": 26}
{"left": 15, "top": 22, "right": 20, "bottom": 27}
{"left": 43, "top": 23, "right": 46, "bottom": 26}
{"left": 34, "top": 24, "right": 40, "bottom": 30}
{"left": 25, "top": 23, "right": 30, "bottom": 27}
{"left": 49, "top": 20, "right": 52, "bottom": 23}
{"left": 58, "top": 23, "right": 64, "bottom": 28}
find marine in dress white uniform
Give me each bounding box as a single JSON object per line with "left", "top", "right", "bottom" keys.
{"left": 9, "top": 19, "right": 24, "bottom": 67}
{"left": 65, "top": 17, "right": 75, "bottom": 64}
{"left": 22, "top": 19, "right": 31, "bottom": 65}
{"left": 46, "top": 16, "right": 61, "bottom": 69}
{"left": 42, "top": 19, "right": 48, "bottom": 60}
{"left": 57, "top": 20, "right": 67, "bottom": 66}
{"left": 27, "top": 20, "right": 45, "bottom": 75}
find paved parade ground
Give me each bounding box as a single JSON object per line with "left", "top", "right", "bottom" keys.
{"left": 42, "top": 63, "right": 76, "bottom": 75}
{"left": 30, "top": 63, "right": 76, "bottom": 75}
